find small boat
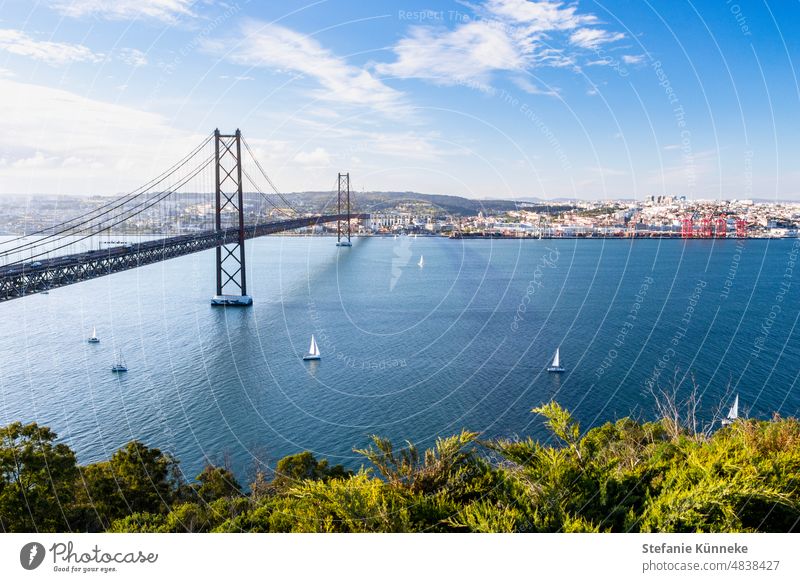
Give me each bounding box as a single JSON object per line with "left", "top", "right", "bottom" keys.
{"left": 547, "top": 347, "right": 564, "bottom": 373}
{"left": 336, "top": 240, "right": 352, "bottom": 247}
{"left": 721, "top": 394, "right": 739, "bottom": 427}
{"left": 303, "top": 334, "right": 321, "bottom": 361}
{"left": 111, "top": 351, "right": 128, "bottom": 372}
{"left": 418, "top": 255, "right": 424, "bottom": 268}
{"left": 88, "top": 326, "right": 100, "bottom": 343}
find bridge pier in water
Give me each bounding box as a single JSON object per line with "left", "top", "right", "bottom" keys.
{"left": 211, "top": 128, "right": 252, "bottom": 307}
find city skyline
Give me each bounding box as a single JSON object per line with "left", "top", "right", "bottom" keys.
{"left": 1, "top": 1, "right": 799, "bottom": 200}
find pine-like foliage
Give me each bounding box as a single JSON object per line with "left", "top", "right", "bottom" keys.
{"left": 2, "top": 404, "right": 799, "bottom": 533}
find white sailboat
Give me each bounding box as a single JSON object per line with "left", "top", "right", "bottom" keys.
{"left": 303, "top": 334, "right": 321, "bottom": 361}
{"left": 111, "top": 351, "right": 127, "bottom": 372}
{"left": 547, "top": 347, "right": 564, "bottom": 373}
{"left": 418, "top": 255, "right": 425, "bottom": 268}
{"left": 721, "top": 394, "right": 739, "bottom": 426}
{"left": 88, "top": 326, "right": 100, "bottom": 343}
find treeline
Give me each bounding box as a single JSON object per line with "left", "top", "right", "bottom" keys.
{"left": 1, "top": 403, "right": 799, "bottom": 533}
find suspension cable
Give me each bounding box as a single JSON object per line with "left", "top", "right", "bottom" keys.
{"left": 240, "top": 135, "right": 299, "bottom": 214}
{"left": 0, "top": 133, "right": 214, "bottom": 259}
{"left": 7, "top": 154, "right": 214, "bottom": 264}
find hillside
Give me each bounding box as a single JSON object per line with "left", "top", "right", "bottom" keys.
{"left": 288, "top": 190, "right": 575, "bottom": 217}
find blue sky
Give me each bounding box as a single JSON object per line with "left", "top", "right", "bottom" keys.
{"left": 0, "top": 0, "right": 798, "bottom": 199}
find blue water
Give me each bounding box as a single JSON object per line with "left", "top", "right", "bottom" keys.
{"left": 1, "top": 236, "right": 798, "bottom": 481}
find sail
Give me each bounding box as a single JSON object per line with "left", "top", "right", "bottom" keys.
{"left": 727, "top": 395, "right": 739, "bottom": 420}
{"left": 418, "top": 255, "right": 424, "bottom": 267}
{"left": 309, "top": 335, "right": 319, "bottom": 356}
{"left": 552, "top": 348, "right": 560, "bottom": 368}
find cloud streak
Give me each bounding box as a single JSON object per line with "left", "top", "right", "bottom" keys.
{"left": 0, "top": 29, "right": 102, "bottom": 65}
{"left": 378, "top": 0, "right": 627, "bottom": 86}
{"left": 209, "top": 20, "right": 406, "bottom": 116}
{"left": 49, "top": 0, "right": 195, "bottom": 22}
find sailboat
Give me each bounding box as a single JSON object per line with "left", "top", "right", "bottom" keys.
{"left": 303, "top": 334, "right": 321, "bottom": 361}
{"left": 111, "top": 351, "right": 128, "bottom": 372}
{"left": 418, "top": 255, "right": 425, "bottom": 268}
{"left": 88, "top": 326, "right": 100, "bottom": 343}
{"left": 721, "top": 394, "right": 739, "bottom": 427}
{"left": 547, "top": 347, "right": 564, "bottom": 373}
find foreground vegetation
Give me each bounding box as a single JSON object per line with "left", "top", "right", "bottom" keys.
{"left": 2, "top": 403, "right": 799, "bottom": 532}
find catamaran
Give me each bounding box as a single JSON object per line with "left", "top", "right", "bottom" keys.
{"left": 303, "top": 334, "right": 321, "bottom": 361}
{"left": 547, "top": 347, "right": 564, "bottom": 373}
{"left": 721, "top": 394, "right": 739, "bottom": 427}
{"left": 111, "top": 351, "right": 128, "bottom": 372}
{"left": 88, "top": 326, "right": 100, "bottom": 343}
{"left": 418, "top": 255, "right": 425, "bottom": 268}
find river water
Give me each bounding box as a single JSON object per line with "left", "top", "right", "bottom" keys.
{"left": 1, "top": 236, "right": 798, "bottom": 480}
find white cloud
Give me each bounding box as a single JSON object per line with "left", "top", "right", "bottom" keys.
{"left": 50, "top": 0, "right": 195, "bottom": 22}
{"left": 293, "top": 147, "right": 331, "bottom": 167}
{"left": 375, "top": 21, "right": 525, "bottom": 86}
{"left": 12, "top": 152, "right": 59, "bottom": 168}
{"left": 0, "top": 78, "right": 203, "bottom": 194}
{"left": 368, "top": 132, "right": 449, "bottom": 159}
{"left": 622, "top": 54, "right": 645, "bottom": 65}
{"left": 210, "top": 21, "right": 406, "bottom": 116}
{"left": 569, "top": 28, "right": 625, "bottom": 49}
{"left": 378, "top": 0, "right": 626, "bottom": 87}
{"left": 219, "top": 74, "right": 255, "bottom": 81}
{"left": 0, "top": 29, "right": 102, "bottom": 66}
{"left": 586, "top": 165, "right": 627, "bottom": 177}
{"left": 482, "top": 0, "right": 597, "bottom": 30}
{"left": 512, "top": 76, "right": 560, "bottom": 97}
{"left": 118, "top": 47, "right": 147, "bottom": 67}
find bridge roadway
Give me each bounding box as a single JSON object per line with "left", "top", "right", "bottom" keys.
{"left": 0, "top": 213, "right": 367, "bottom": 302}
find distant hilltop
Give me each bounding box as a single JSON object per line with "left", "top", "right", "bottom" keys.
{"left": 286, "top": 190, "right": 575, "bottom": 217}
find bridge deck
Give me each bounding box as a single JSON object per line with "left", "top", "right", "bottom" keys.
{"left": 0, "top": 213, "right": 367, "bottom": 302}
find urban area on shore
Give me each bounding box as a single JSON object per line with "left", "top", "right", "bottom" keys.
{"left": 2, "top": 193, "right": 798, "bottom": 241}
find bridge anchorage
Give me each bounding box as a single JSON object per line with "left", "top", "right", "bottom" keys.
{"left": 211, "top": 129, "right": 251, "bottom": 307}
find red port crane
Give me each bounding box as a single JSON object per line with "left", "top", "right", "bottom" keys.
{"left": 699, "top": 216, "right": 713, "bottom": 238}
{"left": 681, "top": 215, "right": 694, "bottom": 238}
{"left": 735, "top": 219, "right": 748, "bottom": 238}
{"left": 715, "top": 216, "right": 727, "bottom": 238}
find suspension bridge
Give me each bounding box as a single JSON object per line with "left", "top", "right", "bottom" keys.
{"left": 0, "top": 129, "right": 367, "bottom": 305}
